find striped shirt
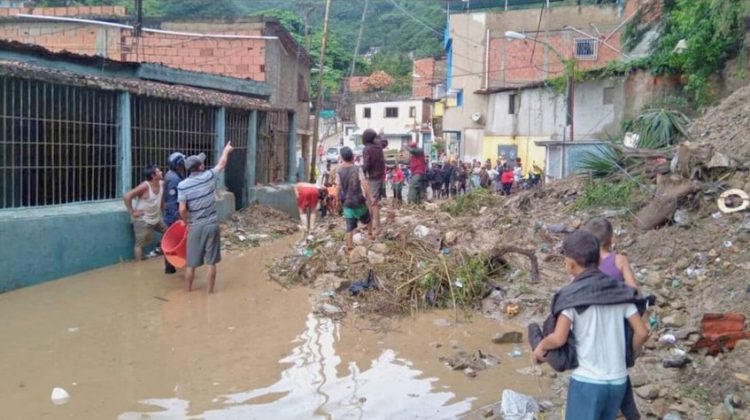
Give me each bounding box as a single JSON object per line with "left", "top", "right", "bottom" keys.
{"left": 177, "top": 169, "right": 218, "bottom": 226}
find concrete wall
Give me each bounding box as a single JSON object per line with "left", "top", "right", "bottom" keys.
{"left": 248, "top": 185, "right": 300, "bottom": 219}
{"left": 482, "top": 136, "right": 547, "bottom": 175}
{"left": 0, "top": 192, "right": 235, "bottom": 293}
{"left": 354, "top": 100, "right": 425, "bottom": 136}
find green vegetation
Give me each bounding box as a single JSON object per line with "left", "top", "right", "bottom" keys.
{"left": 574, "top": 178, "right": 641, "bottom": 210}
{"left": 418, "top": 254, "right": 492, "bottom": 310}
{"left": 642, "top": 0, "right": 748, "bottom": 105}
{"left": 441, "top": 188, "right": 499, "bottom": 217}
{"left": 626, "top": 108, "right": 690, "bottom": 149}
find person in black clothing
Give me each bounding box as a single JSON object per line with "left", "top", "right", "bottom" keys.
{"left": 442, "top": 160, "right": 455, "bottom": 199}
{"left": 429, "top": 163, "right": 443, "bottom": 200}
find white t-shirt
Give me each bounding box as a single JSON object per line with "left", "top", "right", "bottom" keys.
{"left": 561, "top": 303, "right": 637, "bottom": 382}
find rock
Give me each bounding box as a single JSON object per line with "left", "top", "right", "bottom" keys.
{"left": 424, "top": 202, "right": 439, "bottom": 211}
{"left": 371, "top": 242, "right": 388, "bottom": 254}
{"left": 674, "top": 257, "right": 691, "bottom": 271}
{"left": 645, "top": 271, "right": 664, "bottom": 289}
{"left": 735, "top": 372, "right": 750, "bottom": 385}
{"left": 444, "top": 231, "right": 458, "bottom": 245}
{"left": 492, "top": 331, "right": 523, "bottom": 344}
{"left": 601, "top": 208, "right": 629, "bottom": 218}
{"left": 636, "top": 384, "right": 661, "bottom": 400}
{"left": 711, "top": 403, "right": 732, "bottom": 420}
{"left": 350, "top": 246, "right": 368, "bottom": 261}
{"left": 547, "top": 223, "right": 574, "bottom": 234}
{"left": 367, "top": 251, "right": 385, "bottom": 265}
{"left": 662, "top": 313, "right": 687, "bottom": 329}
{"left": 353, "top": 232, "right": 366, "bottom": 245}
{"left": 464, "top": 367, "right": 477, "bottom": 378}
{"left": 708, "top": 248, "right": 719, "bottom": 258}
{"left": 630, "top": 372, "right": 648, "bottom": 387}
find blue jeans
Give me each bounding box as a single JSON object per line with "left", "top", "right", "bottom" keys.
{"left": 565, "top": 377, "right": 627, "bottom": 420}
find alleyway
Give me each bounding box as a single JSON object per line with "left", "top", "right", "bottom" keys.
{"left": 0, "top": 235, "right": 549, "bottom": 419}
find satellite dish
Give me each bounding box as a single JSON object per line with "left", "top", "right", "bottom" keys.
{"left": 471, "top": 112, "right": 483, "bottom": 123}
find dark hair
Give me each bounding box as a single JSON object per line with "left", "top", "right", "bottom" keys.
{"left": 143, "top": 164, "right": 159, "bottom": 181}
{"left": 363, "top": 129, "right": 377, "bottom": 145}
{"left": 562, "top": 230, "right": 601, "bottom": 269}
{"left": 583, "top": 217, "right": 613, "bottom": 250}
{"left": 340, "top": 146, "right": 354, "bottom": 162}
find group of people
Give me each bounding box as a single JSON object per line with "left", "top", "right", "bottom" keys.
{"left": 124, "top": 142, "right": 235, "bottom": 293}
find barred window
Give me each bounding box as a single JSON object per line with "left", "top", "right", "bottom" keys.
{"left": 1, "top": 77, "right": 118, "bottom": 209}
{"left": 574, "top": 38, "right": 598, "bottom": 60}
{"left": 224, "top": 109, "right": 250, "bottom": 209}
{"left": 130, "top": 97, "right": 215, "bottom": 188}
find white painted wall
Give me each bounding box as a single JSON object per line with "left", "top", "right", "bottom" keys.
{"left": 354, "top": 100, "right": 425, "bottom": 137}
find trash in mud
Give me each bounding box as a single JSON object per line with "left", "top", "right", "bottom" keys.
{"left": 51, "top": 387, "right": 70, "bottom": 405}
{"left": 348, "top": 270, "right": 378, "bottom": 296}
{"left": 500, "top": 389, "right": 539, "bottom": 420}
{"left": 221, "top": 204, "right": 299, "bottom": 251}
{"left": 507, "top": 344, "right": 523, "bottom": 358}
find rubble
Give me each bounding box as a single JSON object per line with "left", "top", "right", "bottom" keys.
{"left": 220, "top": 204, "right": 299, "bottom": 251}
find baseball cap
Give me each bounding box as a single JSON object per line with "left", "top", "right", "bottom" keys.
{"left": 184, "top": 153, "right": 206, "bottom": 171}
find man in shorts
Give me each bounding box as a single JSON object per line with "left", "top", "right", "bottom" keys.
{"left": 362, "top": 129, "right": 385, "bottom": 235}
{"left": 123, "top": 165, "right": 166, "bottom": 261}
{"left": 336, "top": 146, "right": 373, "bottom": 252}
{"left": 177, "top": 142, "right": 234, "bottom": 293}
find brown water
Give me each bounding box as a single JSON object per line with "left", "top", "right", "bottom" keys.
{"left": 0, "top": 235, "right": 549, "bottom": 419}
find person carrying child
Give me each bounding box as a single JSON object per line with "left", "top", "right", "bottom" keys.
{"left": 531, "top": 230, "right": 650, "bottom": 420}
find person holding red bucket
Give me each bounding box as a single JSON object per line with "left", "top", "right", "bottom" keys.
{"left": 177, "top": 143, "right": 234, "bottom": 293}
{"left": 162, "top": 152, "right": 187, "bottom": 274}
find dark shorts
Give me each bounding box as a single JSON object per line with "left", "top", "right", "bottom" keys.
{"left": 368, "top": 179, "right": 383, "bottom": 204}
{"left": 186, "top": 222, "right": 221, "bottom": 268}
{"left": 344, "top": 205, "right": 371, "bottom": 233}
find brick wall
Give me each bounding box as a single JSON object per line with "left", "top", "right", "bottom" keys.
{"left": 119, "top": 30, "right": 267, "bottom": 81}
{"left": 488, "top": 31, "right": 623, "bottom": 87}
{"left": 412, "top": 57, "right": 435, "bottom": 98}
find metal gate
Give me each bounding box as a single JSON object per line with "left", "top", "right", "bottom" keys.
{"left": 130, "top": 96, "right": 215, "bottom": 188}
{"left": 255, "top": 111, "right": 289, "bottom": 185}
{"left": 224, "top": 109, "right": 249, "bottom": 210}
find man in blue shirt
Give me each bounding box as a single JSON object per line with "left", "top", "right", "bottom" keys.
{"left": 163, "top": 152, "right": 186, "bottom": 274}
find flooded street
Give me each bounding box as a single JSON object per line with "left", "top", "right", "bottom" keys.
{"left": 0, "top": 236, "right": 549, "bottom": 419}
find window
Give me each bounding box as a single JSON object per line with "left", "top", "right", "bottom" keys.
{"left": 574, "top": 38, "right": 598, "bottom": 60}
{"left": 1, "top": 77, "right": 119, "bottom": 208}
{"left": 602, "top": 87, "right": 615, "bottom": 105}
{"left": 434, "top": 83, "right": 446, "bottom": 99}
{"left": 456, "top": 89, "right": 464, "bottom": 107}
{"left": 409, "top": 106, "right": 416, "bottom": 118}
{"left": 508, "top": 94, "right": 517, "bottom": 115}
{"left": 363, "top": 107, "right": 371, "bottom": 118}
{"left": 385, "top": 107, "right": 399, "bottom": 118}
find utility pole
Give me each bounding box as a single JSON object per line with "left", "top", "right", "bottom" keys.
{"left": 310, "top": 0, "right": 332, "bottom": 182}
{"left": 349, "top": 0, "right": 368, "bottom": 78}
{"left": 134, "top": 0, "right": 143, "bottom": 37}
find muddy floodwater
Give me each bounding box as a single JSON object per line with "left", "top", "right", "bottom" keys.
{"left": 0, "top": 235, "right": 550, "bottom": 419}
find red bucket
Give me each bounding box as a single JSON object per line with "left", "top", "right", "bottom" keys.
{"left": 161, "top": 221, "right": 188, "bottom": 268}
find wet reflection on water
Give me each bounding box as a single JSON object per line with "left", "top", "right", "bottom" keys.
{"left": 120, "top": 314, "right": 473, "bottom": 419}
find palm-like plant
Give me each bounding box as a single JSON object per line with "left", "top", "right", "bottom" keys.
{"left": 631, "top": 108, "right": 691, "bottom": 149}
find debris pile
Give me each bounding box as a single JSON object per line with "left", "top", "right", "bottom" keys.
{"left": 268, "top": 87, "right": 750, "bottom": 418}
{"left": 220, "top": 204, "right": 299, "bottom": 251}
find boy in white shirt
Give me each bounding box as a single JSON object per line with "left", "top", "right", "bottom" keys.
{"left": 533, "top": 230, "right": 649, "bottom": 420}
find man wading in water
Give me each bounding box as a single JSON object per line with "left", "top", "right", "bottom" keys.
{"left": 177, "top": 142, "right": 234, "bottom": 293}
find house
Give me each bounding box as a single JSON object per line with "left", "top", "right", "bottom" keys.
{"left": 354, "top": 99, "right": 433, "bottom": 150}
{"left": 0, "top": 39, "right": 302, "bottom": 292}
{"left": 0, "top": 6, "right": 313, "bottom": 147}
{"left": 442, "top": 0, "right": 654, "bottom": 175}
